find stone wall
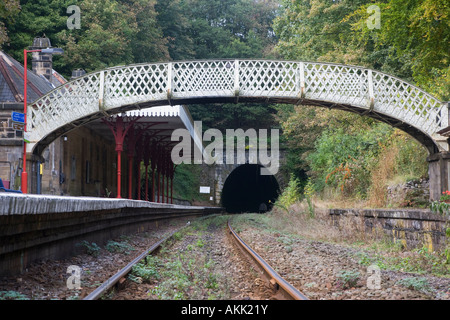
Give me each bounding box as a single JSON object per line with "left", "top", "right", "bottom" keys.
{"left": 386, "top": 179, "right": 430, "bottom": 208}
{"left": 0, "top": 103, "right": 24, "bottom": 190}
{"left": 329, "top": 208, "right": 449, "bottom": 251}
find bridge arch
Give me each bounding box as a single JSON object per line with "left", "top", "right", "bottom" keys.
{"left": 28, "top": 59, "right": 447, "bottom": 156}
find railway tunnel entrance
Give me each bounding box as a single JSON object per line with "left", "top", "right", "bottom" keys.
{"left": 221, "top": 164, "right": 280, "bottom": 213}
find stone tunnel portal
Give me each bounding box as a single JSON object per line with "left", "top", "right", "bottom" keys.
{"left": 221, "top": 164, "right": 280, "bottom": 213}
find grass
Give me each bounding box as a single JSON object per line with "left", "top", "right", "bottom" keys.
{"left": 141, "top": 215, "right": 232, "bottom": 300}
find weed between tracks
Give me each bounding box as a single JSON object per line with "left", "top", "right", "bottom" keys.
{"left": 128, "top": 215, "right": 232, "bottom": 300}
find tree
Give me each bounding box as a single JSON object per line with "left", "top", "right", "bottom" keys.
{"left": 345, "top": 0, "right": 450, "bottom": 100}
{"left": 273, "top": 0, "right": 368, "bottom": 64}
{"left": 0, "top": 0, "right": 20, "bottom": 48}
{"left": 3, "top": 0, "right": 71, "bottom": 60}
{"left": 56, "top": 0, "right": 168, "bottom": 74}
{"left": 156, "top": 0, "right": 279, "bottom": 60}
{"left": 3, "top": 0, "right": 169, "bottom": 76}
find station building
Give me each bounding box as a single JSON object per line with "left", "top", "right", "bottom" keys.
{"left": 0, "top": 37, "right": 199, "bottom": 202}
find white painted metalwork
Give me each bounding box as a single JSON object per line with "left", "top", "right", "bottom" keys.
{"left": 28, "top": 59, "right": 447, "bottom": 153}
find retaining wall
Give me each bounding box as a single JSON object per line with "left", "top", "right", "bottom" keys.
{"left": 329, "top": 208, "right": 449, "bottom": 251}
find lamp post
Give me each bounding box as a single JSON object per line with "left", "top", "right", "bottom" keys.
{"left": 22, "top": 47, "right": 63, "bottom": 193}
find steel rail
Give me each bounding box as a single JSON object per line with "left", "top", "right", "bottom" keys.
{"left": 227, "top": 220, "right": 308, "bottom": 300}
{"left": 83, "top": 226, "right": 183, "bottom": 300}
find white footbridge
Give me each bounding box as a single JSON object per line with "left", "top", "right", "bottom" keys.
{"left": 28, "top": 59, "right": 447, "bottom": 155}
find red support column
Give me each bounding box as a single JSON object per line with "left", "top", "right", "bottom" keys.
{"left": 157, "top": 169, "right": 161, "bottom": 203}
{"left": 135, "top": 137, "right": 144, "bottom": 200}
{"left": 129, "top": 123, "right": 163, "bottom": 200}
{"left": 166, "top": 156, "right": 170, "bottom": 204}
{"left": 145, "top": 164, "right": 149, "bottom": 201}
{"left": 150, "top": 142, "right": 157, "bottom": 202}
{"left": 161, "top": 153, "right": 166, "bottom": 203}
{"left": 170, "top": 176, "right": 173, "bottom": 204}
{"left": 157, "top": 146, "right": 162, "bottom": 203}
{"left": 117, "top": 151, "right": 122, "bottom": 198}
{"left": 143, "top": 137, "right": 152, "bottom": 201}
{"left": 166, "top": 175, "right": 169, "bottom": 203}
{"left": 126, "top": 126, "right": 136, "bottom": 200}
{"left": 102, "top": 116, "right": 141, "bottom": 199}
{"left": 170, "top": 163, "right": 175, "bottom": 204}
{"left": 151, "top": 169, "right": 155, "bottom": 202}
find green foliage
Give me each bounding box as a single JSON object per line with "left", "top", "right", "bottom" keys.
{"left": 396, "top": 277, "right": 431, "bottom": 293}
{"left": 430, "top": 201, "right": 450, "bottom": 216}
{"left": 130, "top": 256, "right": 161, "bottom": 283}
{"left": 273, "top": 0, "right": 368, "bottom": 63}
{"left": 172, "top": 163, "right": 201, "bottom": 202}
{"left": 189, "top": 103, "right": 278, "bottom": 134}
{"left": 276, "top": 174, "right": 302, "bottom": 209}
{"left": 273, "top": 0, "right": 447, "bottom": 205}
{"left": 76, "top": 240, "right": 100, "bottom": 257}
{"left": 105, "top": 240, "right": 135, "bottom": 255}
{"left": 345, "top": 0, "right": 450, "bottom": 100}
{"left": 163, "top": 0, "right": 278, "bottom": 60}
{"left": 0, "top": 290, "right": 28, "bottom": 300}
{"left": 0, "top": 0, "right": 20, "bottom": 47}
{"left": 392, "top": 133, "right": 429, "bottom": 180}
{"left": 3, "top": 0, "right": 168, "bottom": 76}
{"left": 336, "top": 270, "right": 361, "bottom": 289}
{"left": 304, "top": 179, "right": 315, "bottom": 218}
{"left": 307, "top": 121, "right": 391, "bottom": 197}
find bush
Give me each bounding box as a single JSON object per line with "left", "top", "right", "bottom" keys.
{"left": 276, "top": 174, "right": 302, "bottom": 209}
{"left": 396, "top": 277, "right": 431, "bottom": 293}
{"left": 105, "top": 240, "right": 135, "bottom": 255}
{"left": 336, "top": 270, "right": 361, "bottom": 289}
{"left": 76, "top": 240, "right": 100, "bottom": 257}
{"left": 130, "top": 257, "right": 161, "bottom": 283}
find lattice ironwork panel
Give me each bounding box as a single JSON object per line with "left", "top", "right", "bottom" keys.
{"left": 304, "top": 63, "right": 368, "bottom": 107}
{"left": 239, "top": 60, "right": 299, "bottom": 97}
{"left": 105, "top": 63, "right": 168, "bottom": 108}
{"left": 371, "top": 71, "right": 447, "bottom": 137}
{"left": 29, "top": 73, "right": 101, "bottom": 141}
{"left": 172, "top": 60, "right": 235, "bottom": 97}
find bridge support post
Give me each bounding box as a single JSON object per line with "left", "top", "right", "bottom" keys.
{"left": 427, "top": 152, "right": 450, "bottom": 201}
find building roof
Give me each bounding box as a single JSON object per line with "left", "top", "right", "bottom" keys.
{"left": 0, "top": 51, "right": 66, "bottom": 103}
{"left": 84, "top": 105, "right": 205, "bottom": 161}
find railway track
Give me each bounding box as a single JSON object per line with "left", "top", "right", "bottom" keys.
{"left": 227, "top": 220, "right": 308, "bottom": 300}
{"left": 83, "top": 226, "right": 184, "bottom": 300}
{"left": 84, "top": 217, "right": 307, "bottom": 300}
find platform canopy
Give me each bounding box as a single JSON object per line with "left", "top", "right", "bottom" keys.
{"left": 83, "top": 105, "right": 205, "bottom": 163}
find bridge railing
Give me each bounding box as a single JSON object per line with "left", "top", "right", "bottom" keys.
{"left": 28, "top": 60, "right": 447, "bottom": 152}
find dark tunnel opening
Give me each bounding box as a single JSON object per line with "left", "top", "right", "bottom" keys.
{"left": 221, "top": 164, "right": 280, "bottom": 213}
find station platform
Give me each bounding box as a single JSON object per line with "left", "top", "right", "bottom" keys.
{"left": 0, "top": 193, "right": 214, "bottom": 215}
{"left": 0, "top": 193, "right": 223, "bottom": 276}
